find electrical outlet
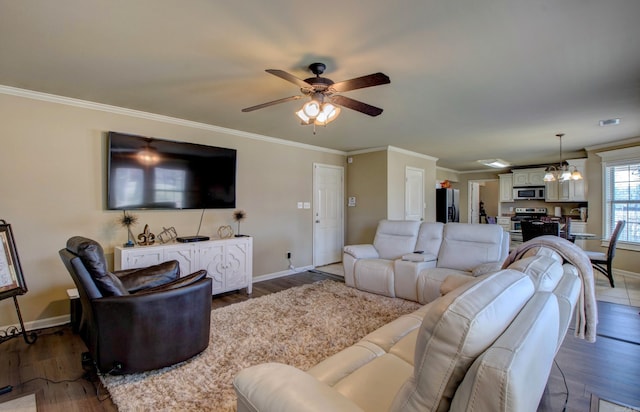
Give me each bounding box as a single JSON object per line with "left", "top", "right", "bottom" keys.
{"left": 287, "top": 251, "right": 291, "bottom": 259}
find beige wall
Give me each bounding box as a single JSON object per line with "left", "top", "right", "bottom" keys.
{"left": 436, "top": 168, "right": 460, "bottom": 185}
{"left": 0, "top": 92, "right": 344, "bottom": 326}
{"left": 479, "top": 180, "right": 500, "bottom": 217}
{"left": 345, "top": 147, "right": 438, "bottom": 245}
{"left": 345, "top": 150, "right": 387, "bottom": 244}
{"left": 387, "top": 148, "right": 438, "bottom": 222}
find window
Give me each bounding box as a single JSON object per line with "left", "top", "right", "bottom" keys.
{"left": 599, "top": 146, "right": 640, "bottom": 247}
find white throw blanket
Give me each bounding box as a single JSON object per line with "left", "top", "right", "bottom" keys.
{"left": 502, "top": 235, "right": 598, "bottom": 342}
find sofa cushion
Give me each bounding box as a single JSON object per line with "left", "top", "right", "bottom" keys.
{"left": 118, "top": 260, "right": 181, "bottom": 293}
{"left": 334, "top": 353, "right": 413, "bottom": 412}
{"left": 373, "top": 220, "right": 421, "bottom": 260}
{"left": 507, "top": 255, "right": 564, "bottom": 292}
{"left": 391, "top": 269, "right": 535, "bottom": 412}
{"left": 414, "top": 222, "right": 444, "bottom": 257}
{"left": 437, "top": 223, "right": 505, "bottom": 271}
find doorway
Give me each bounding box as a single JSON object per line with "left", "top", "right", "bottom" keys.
{"left": 468, "top": 179, "right": 499, "bottom": 223}
{"left": 313, "top": 163, "right": 344, "bottom": 267}
{"left": 405, "top": 167, "right": 425, "bottom": 221}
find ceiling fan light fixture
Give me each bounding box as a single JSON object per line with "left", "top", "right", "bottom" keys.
{"left": 315, "top": 103, "right": 341, "bottom": 125}
{"left": 302, "top": 100, "right": 321, "bottom": 118}
{"left": 295, "top": 108, "right": 312, "bottom": 124}
{"left": 244, "top": 62, "right": 389, "bottom": 133}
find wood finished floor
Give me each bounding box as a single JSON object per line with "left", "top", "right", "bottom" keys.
{"left": 1, "top": 270, "right": 638, "bottom": 412}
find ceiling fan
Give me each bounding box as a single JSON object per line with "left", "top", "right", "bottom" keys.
{"left": 242, "top": 62, "right": 390, "bottom": 127}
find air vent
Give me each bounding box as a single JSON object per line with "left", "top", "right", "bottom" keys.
{"left": 599, "top": 118, "right": 621, "bottom": 127}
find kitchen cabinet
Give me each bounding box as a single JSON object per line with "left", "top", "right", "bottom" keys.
{"left": 115, "top": 237, "right": 253, "bottom": 295}
{"left": 512, "top": 168, "right": 546, "bottom": 187}
{"left": 499, "top": 174, "right": 514, "bottom": 202}
{"left": 544, "top": 159, "right": 587, "bottom": 202}
{"left": 496, "top": 217, "right": 511, "bottom": 232}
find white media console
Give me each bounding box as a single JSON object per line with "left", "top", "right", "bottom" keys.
{"left": 114, "top": 237, "right": 253, "bottom": 296}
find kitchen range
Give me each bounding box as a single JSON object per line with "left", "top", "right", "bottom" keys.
{"left": 509, "top": 207, "right": 548, "bottom": 244}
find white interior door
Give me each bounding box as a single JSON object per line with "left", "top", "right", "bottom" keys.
{"left": 405, "top": 167, "right": 424, "bottom": 221}
{"left": 313, "top": 164, "right": 344, "bottom": 267}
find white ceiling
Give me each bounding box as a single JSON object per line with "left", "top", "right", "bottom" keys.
{"left": 1, "top": 0, "right": 639, "bottom": 171}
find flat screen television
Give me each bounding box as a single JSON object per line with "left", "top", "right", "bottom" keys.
{"left": 107, "top": 131, "right": 236, "bottom": 210}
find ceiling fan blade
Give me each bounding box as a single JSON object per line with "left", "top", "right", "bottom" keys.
{"left": 241, "top": 95, "right": 303, "bottom": 112}
{"left": 330, "top": 72, "right": 390, "bottom": 93}
{"left": 330, "top": 95, "right": 384, "bottom": 117}
{"left": 265, "top": 69, "right": 312, "bottom": 89}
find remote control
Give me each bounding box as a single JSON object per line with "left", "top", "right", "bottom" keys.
{"left": 0, "top": 385, "right": 12, "bottom": 395}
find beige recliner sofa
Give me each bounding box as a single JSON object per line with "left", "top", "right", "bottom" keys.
{"left": 343, "top": 221, "right": 510, "bottom": 303}
{"left": 234, "top": 253, "right": 582, "bottom": 412}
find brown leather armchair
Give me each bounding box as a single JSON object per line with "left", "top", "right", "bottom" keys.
{"left": 59, "top": 236, "right": 212, "bottom": 374}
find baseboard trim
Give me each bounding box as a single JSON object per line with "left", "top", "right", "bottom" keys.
{"left": 0, "top": 315, "right": 70, "bottom": 334}
{"left": 251, "top": 266, "right": 315, "bottom": 283}
{"left": 614, "top": 268, "right": 640, "bottom": 279}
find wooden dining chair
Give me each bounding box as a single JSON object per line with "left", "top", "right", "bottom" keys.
{"left": 521, "top": 221, "right": 560, "bottom": 242}
{"left": 584, "top": 220, "right": 626, "bottom": 288}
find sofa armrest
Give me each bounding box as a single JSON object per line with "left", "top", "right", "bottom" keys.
{"left": 234, "top": 363, "right": 363, "bottom": 412}
{"left": 343, "top": 244, "right": 379, "bottom": 259}
{"left": 401, "top": 253, "right": 437, "bottom": 262}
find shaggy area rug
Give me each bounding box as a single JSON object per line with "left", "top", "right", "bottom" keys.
{"left": 101, "top": 280, "right": 421, "bottom": 411}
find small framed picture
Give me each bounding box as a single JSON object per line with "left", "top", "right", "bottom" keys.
{"left": 0, "top": 220, "right": 27, "bottom": 300}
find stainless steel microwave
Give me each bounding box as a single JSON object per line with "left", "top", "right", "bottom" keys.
{"left": 513, "top": 187, "right": 545, "bottom": 200}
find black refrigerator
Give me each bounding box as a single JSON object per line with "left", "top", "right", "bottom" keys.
{"left": 436, "top": 188, "right": 460, "bottom": 223}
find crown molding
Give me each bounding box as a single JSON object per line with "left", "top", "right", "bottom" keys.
{"left": 346, "top": 145, "right": 439, "bottom": 162}
{"left": 387, "top": 145, "right": 439, "bottom": 161}
{"left": 585, "top": 136, "right": 640, "bottom": 152}
{"left": 0, "top": 84, "right": 346, "bottom": 156}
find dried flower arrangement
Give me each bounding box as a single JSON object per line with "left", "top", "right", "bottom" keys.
{"left": 119, "top": 210, "right": 138, "bottom": 247}
{"left": 233, "top": 210, "right": 246, "bottom": 237}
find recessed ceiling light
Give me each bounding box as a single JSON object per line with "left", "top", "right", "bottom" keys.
{"left": 477, "top": 159, "right": 511, "bottom": 168}
{"left": 599, "top": 118, "right": 621, "bottom": 127}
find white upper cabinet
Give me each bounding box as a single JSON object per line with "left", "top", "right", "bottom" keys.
{"left": 499, "top": 174, "right": 514, "bottom": 202}
{"left": 544, "top": 159, "right": 587, "bottom": 202}
{"left": 512, "top": 168, "right": 546, "bottom": 187}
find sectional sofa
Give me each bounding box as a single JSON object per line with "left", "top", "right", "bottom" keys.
{"left": 234, "top": 251, "right": 584, "bottom": 411}
{"left": 342, "top": 221, "right": 510, "bottom": 303}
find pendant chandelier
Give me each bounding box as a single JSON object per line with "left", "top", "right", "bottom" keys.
{"left": 543, "top": 133, "right": 583, "bottom": 182}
